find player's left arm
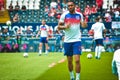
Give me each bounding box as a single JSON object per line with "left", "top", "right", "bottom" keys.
{"left": 80, "top": 13, "right": 87, "bottom": 28}
{"left": 36, "top": 30, "right": 40, "bottom": 38}
{"left": 80, "top": 20, "right": 87, "bottom": 28}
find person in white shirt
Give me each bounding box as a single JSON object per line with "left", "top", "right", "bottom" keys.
{"left": 36, "top": 20, "right": 49, "bottom": 55}
{"left": 58, "top": 1, "right": 87, "bottom": 80}
{"left": 91, "top": 17, "right": 106, "bottom": 59}
{"left": 50, "top": 0, "right": 57, "bottom": 9}
{"left": 112, "top": 49, "right": 120, "bottom": 80}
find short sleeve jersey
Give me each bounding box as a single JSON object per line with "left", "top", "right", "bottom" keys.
{"left": 59, "top": 11, "right": 83, "bottom": 42}
{"left": 91, "top": 22, "right": 106, "bottom": 39}
{"left": 40, "top": 25, "right": 49, "bottom": 37}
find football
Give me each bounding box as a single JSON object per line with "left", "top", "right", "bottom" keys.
{"left": 6, "top": 21, "right": 11, "bottom": 26}
{"left": 87, "top": 53, "right": 93, "bottom": 59}
{"left": 23, "top": 53, "right": 28, "bottom": 58}
{"left": 88, "top": 30, "right": 94, "bottom": 36}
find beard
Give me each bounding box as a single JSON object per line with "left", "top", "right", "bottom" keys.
{"left": 69, "top": 8, "right": 75, "bottom": 13}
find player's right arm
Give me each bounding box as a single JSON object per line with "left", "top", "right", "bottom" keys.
{"left": 57, "top": 12, "right": 70, "bottom": 30}
{"left": 58, "top": 22, "right": 70, "bottom": 30}
{"left": 36, "top": 30, "right": 40, "bottom": 38}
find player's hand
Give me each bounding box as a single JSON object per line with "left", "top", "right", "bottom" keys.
{"left": 65, "top": 22, "right": 71, "bottom": 29}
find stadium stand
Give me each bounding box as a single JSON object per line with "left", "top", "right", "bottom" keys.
{"left": 0, "top": 0, "right": 120, "bottom": 52}
{"left": 5, "top": 0, "right": 120, "bottom": 23}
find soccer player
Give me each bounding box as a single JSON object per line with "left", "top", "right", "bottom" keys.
{"left": 90, "top": 17, "right": 106, "bottom": 59}
{"left": 36, "top": 20, "right": 49, "bottom": 55}
{"left": 58, "top": 1, "right": 87, "bottom": 80}
{"left": 112, "top": 49, "right": 120, "bottom": 80}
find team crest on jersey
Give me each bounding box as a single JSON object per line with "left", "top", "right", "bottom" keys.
{"left": 76, "top": 16, "right": 80, "bottom": 20}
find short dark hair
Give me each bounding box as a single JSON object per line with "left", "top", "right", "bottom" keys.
{"left": 95, "top": 17, "right": 100, "bottom": 22}
{"left": 67, "top": 0, "right": 75, "bottom": 4}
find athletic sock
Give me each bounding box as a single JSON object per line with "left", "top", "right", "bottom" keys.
{"left": 95, "top": 46, "right": 98, "bottom": 58}
{"left": 76, "top": 73, "right": 80, "bottom": 80}
{"left": 98, "top": 46, "right": 102, "bottom": 59}
{"left": 45, "top": 50, "right": 48, "bottom": 54}
{"left": 39, "top": 50, "right": 42, "bottom": 54}
{"left": 70, "top": 71, "right": 75, "bottom": 79}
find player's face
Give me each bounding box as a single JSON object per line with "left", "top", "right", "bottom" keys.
{"left": 42, "top": 20, "right": 46, "bottom": 25}
{"left": 67, "top": 2, "right": 75, "bottom": 13}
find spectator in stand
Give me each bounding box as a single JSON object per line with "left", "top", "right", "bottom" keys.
{"left": 84, "top": 5, "right": 91, "bottom": 16}
{"left": 21, "top": 4, "right": 26, "bottom": 11}
{"left": 114, "top": 9, "right": 120, "bottom": 21}
{"left": 62, "top": 0, "right": 67, "bottom": 8}
{"left": 48, "top": 7, "right": 56, "bottom": 17}
{"left": 106, "top": 44, "right": 114, "bottom": 52}
{"left": 16, "top": 28, "right": 22, "bottom": 51}
{"left": 117, "top": 6, "right": 120, "bottom": 11}
{"left": 75, "top": 5, "right": 81, "bottom": 13}
{"left": 44, "top": 5, "right": 50, "bottom": 16}
{"left": 13, "top": 13, "right": 19, "bottom": 23}
{"left": 8, "top": 2, "right": 13, "bottom": 11}
{"left": 50, "top": 0, "right": 57, "bottom": 9}
{"left": 55, "top": 5, "right": 62, "bottom": 19}
{"left": 96, "top": 0, "right": 103, "bottom": 13}
{"left": 0, "top": 0, "right": 5, "bottom": 11}
{"left": 48, "top": 26, "right": 53, "bottom": 39}
{"left": 25, "top": 26, "right": 33, "bottom": 38}
{"left": 104, "top": 10, "right": 112, "bottom": 22}
{"left": 62, "top": 6, "right": 68, "bottom": 13}
{"left": 1, "top": 28, "right": 11, "bottom": 52}
{"left": 57, "top": 0, "right": 62, "bottom": 9}
{"left": 55, "top": 29, "right": 63, "bottom": 52}
{"left": 84, "top": 15, "right": 89, "bottom": 22}
{"left": 15, "top": 1, "right": 20, "bottom": 11}
{"left": 114, "top": 5, "right": 120, "bottom": 19}
{"left": 1, "top": 28, "right": 9, "bottom": 41}
{"left": 91, "top": 5, "right": 97, "bottom": 14}
{"left": 84, "top": 5, "right": 91, "bottom": 22}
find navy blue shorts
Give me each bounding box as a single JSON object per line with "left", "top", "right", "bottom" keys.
{"left": 95, "top": 39, "right": 103, "bottom": 45}
{"left": 39, "top": 37, "right": 48, "bottom": 43}
{"left": 64, "top": 41, "right": 82, "bottom": 56}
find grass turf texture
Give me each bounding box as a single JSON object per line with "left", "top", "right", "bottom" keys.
{"left": 0, "top": 52, "right": 118, "bottom": 80}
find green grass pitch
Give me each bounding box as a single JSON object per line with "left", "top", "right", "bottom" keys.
{"left": 0, "top": 52, "right": 118, "bottom": 80}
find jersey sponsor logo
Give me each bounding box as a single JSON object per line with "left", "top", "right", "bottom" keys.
{"left": 41, "top": 26, "right": 47, "bottom": 30}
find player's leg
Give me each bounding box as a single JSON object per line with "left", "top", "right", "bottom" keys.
{"left": 95, "top": 45, "right": 99, "bottom": 58}
{"left": 67, "top": 56, "right": 75, "bottom": 80}
{"left": 44, "top": 37, "right": 49, "bottom": 54}
{"left": 95, "top": 39, "right": 99, "bottom": 59}
{"left": 39, "top": 42, "right": 42, "bottom": 55}
{"left": 97, "top": 39, "right": 103, "bottom": 59}
{"left": 64, "top": 42, "right": 75, "bottom": 80}
{"left": 73, "top": 41, "right": 81, "bottom": 80}
{"left": 45, "top": 43, "right": 49, "bottom": 54}
{"left": 74, "top": 55, "right": 80, "bottom": 80}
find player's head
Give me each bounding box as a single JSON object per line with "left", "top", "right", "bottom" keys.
{"left": 95, "top": 17, "right": 99, "bottom": 22}
{"left": 42, "top": 19, "right": 46, "bottom": 25}
{"left": 67, "top": 1, "right": 75, "bottom": 13}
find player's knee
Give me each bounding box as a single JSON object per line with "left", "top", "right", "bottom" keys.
{"left": 68, "top": 60, "right": 73, "bottom": 64}
{"left": 75, "top": 60, "right": 80, "bottom": 64}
